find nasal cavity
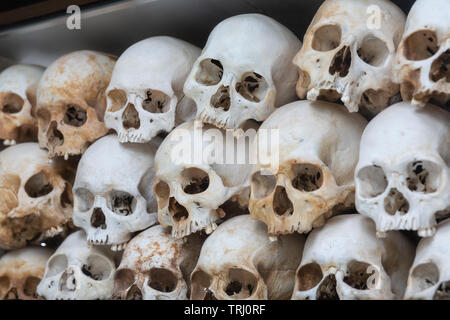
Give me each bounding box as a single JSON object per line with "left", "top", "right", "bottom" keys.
{"left": 316, "top": 274, "right": 339, "bottom": 300}
{"left": 126, "top": 285, "right": 143, "bottom": 300}
{"left": 433, "top": 281, "right": 450, "bottom": 300}
{"left": 91, "top": 207, "right": 107, "bottom": 229}
{"left": 63, "top": 104, "right": 87, "bottom": 127}
{"left": 273, "top": 186, "right": 294, "bottom": 216}
{"left": 47, "top": 121, "right": 64, "bottom": 147}
{"left": 329, "top": 46, "right": 352, "bottom": 77}
{"left": 59, "top": 269, "right": 76, "bottom": 292}
{"left": 430, "top": 49, "right": 449, "bottom": 83}
{"left": 122, "top": 103, "right": 140, "bottom": 129}
{"left": 384, "top": 188, "right": 409, "bottom": 216}
{"left": 210, "top": 85, "right": 231, "bottom": 111}
{"left": 168, "top": 197, "right": 189, "bottom": 222}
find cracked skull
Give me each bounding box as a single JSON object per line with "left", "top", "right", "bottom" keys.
{"left": 355, "top": 102, "right": 450, "bottom": 237}
{"left": 36, "top": 50, "right": 116, "bottom": 158}
{"left": 37, "top": 230, "right": 116, "bottom": 300}
{"left": 249, "top": 100, "right": 367, "bottom": 236}
{"left": 0, "top": 64, "right": 44, "bottom": 145}
{"left": 0, "top": 143, "right": 76, "bottom": 250}
{"left": 105, "top": 36, "right": 200, "bottom": 143}
{"left": 395, "top": 0, "right": 450, "bottom": 109}
{"left": 113, "top": 225, "right": 203, "bottom": 300}
{"left": 184, "top": 13, "right": 301, "bottom": 131}
{"left": 293, "top": 0, "right": 406, "bottom": 117}
{"left": 73, "top": 134, "right": 159, "bottom": 250}
{"left": 292, "top": 214, "right": 414, "bottom": 300}
{"left": 0, "top": 247, "right": 52, "bottom": 300}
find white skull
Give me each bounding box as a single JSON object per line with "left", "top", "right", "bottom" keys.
{"left": 404, "top": 219, "right": 450, "bottom": 300}
{"left": 37, "top": 230, "right": 116, "bottom": 300}
{"left": 105, "top": 36, "right": 200, "bottom": 143}
{"left": 355, "top": 102, "right": 450, "bottom": 238}
{"left": 0, "top": 64, "right": 44, "bottom": 145}
{"left": 395, "top": 0, "right": 449, "bottom": 109}
{"left": 190, "top": 215, "right": 304, "bottom": 300}
{"left": 113, "top": 225, "right": 203, "bottom": 300}
{"left": 73, "top": 134, "right": 159, "bottom": 250}
{"left": 249, "top": 100, "right": 367, "bottom": 236}
{"left": 292, "top": 214, "right": 415, "bottom": 300}
{"left": 184, "top": 14, "right": 301, "bottom": 131}
{"left": 0, "top": 247, "right": 53, "bottom": 300}
{"left": 36, "top": 51, "right": 116, "bottom": 159}
{"left": 154, "top": 121, "right": 253, "bottom": 238}
{"left": 0, "top": 143, "right": 75, "bottom": 250}
{"left": 293, "top": 0, "right": 406, "bottom": 117}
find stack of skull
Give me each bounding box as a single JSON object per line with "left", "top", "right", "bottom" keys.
{"left": 0, "top": 0, "right": 448, "bottom": 300}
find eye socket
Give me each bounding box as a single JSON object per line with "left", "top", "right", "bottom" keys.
{"left": 1, "top": 93, "right": 24, "bottom": 114}
{"left": 251, "top": 171, "right": 276, "bottom": 199}
{"left": 357, "top": 165, "right": 388, "bottom": 198}
{"left": 107, "top": 89, "right": 127, "bottom": 112}
{"left": 107, "top": 190, "right": 136, "bottom": 216}
{"left": 0, "top": 276, "right": 11, "bottom": 298}
{"left": 82, "top": 255, "right": 112, "bottom": 281}
{"left": 74, "top": 188, "right": 94, "bottom": 212}
{"left": 296, "top": 262, "right": 323, "bottom": 291}
{"left": 410, "top": 262, "right": 440, "bottom": 292}
{"left": 291, "top": 163, "right": 323, "bottom": 192}
{"left": 406, "top": 160, "right": 442, "bottom": 194}
{"left": 46, "top": 254, "right": 68, "bottom": 277}
{"left": 404, "top": 30, "right": 439, "bottom": 61}
{"left": 147, "top": 268, "right": 178, "bottom": 293}
{"left": 23, "top": 276, "right": 41, "bottom": 298}
{"left": 224, "top": 268, "right": 258, "bottom": 299}
{"left": 63, "top": 104, "right": 87, "bottom": 127}
{"left": 343, "top": 260, "right": 374, "bottom": 290}
{"left": 154, "top": 180, "right": 170, "bottom": 209}
{"left": 357, "top": 35, "right": 389, "bottom": 67}
{"left": 312, "top": 24, "right": 341, "bottom": 52}
{"left": 180, "top": 167, "right": 209, "bottom": 194}
{"left": 235, "top": 72, "right": 269, "bottom": 102}
{"left": 114, "top": 268, "right": 135, "bottom": 292}
{"left": 191, "top": 270, "right": 214, "bottom": 300}
{"left": 24, "top": 171, "right": 53, "bottom": 198}
{"left": 142, "top": 90, "right": 171, "bottom": 113}
{"left": 195, "top": 59, "right": 223, "bottom": 86}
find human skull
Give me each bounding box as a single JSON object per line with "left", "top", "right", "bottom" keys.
{"left": 249, "top": 100, "right": 367, "bottom": 236}
{"left": 73, "top": 134, "right": 159, "bottom": 251}
{"left": 293, "top": 0, "right": 406, "bottom": 117}
{"left": 37, "top": 230, "right": 116, "bottom": 300}
{"left": 0, "top": 64, "right": 44, "bottom": 145}
{"left": 404, "top": 219, "right": 450, "bottom": 300}
{"left": 355, "top": 102, "right": 450, "bottom": 238}
{"left": 292, "top": 214, "right": 415, "bottom": 300}
{"left": 0, "top": 247, "right": 53, "bottom": 300}
{"left": 105, "top": 36, "right": 200, "bottom": 143}
{"left": 0, "top": 143, "right": 76, "bottom": 250}
{"left": 113, "top": 225, "right": 203, "bottom": 300}
{"left": 190, "top": 215, "right": 304, "bottom": 300}
{"left": 184, "top": 14, "right": 301, "bottom": 131}
{"left": 395, "top": 0, "right": 449, "bottom": 109}
{"left": 154, "top": 121, "right": 253, "bottom": 238}
{"left": 36, "top": 50, "right": 116, "bottom": 159}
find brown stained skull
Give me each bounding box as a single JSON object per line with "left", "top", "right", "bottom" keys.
{"left": 36, "top": 51, "right": 116, "bottom": 158}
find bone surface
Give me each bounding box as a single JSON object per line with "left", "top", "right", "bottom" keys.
{"left": 355, "top": 102, "right": 450, "bottom": 237}
{"left": 105, "top": 36, "right": 200, "bottom": 143}
{"left": 190, "top": 215, "right": 305, "bottom": 300}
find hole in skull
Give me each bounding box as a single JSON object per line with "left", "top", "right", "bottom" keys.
{"left": 406, "top": 160, "right": 442, "bottom": 193}
{"left": 297, "top": 263, "right": 323, "bottom": 291}
{"left": 430, "top": 49, "right": 449, "bottom": 83}
{"left": 23, "top": 276, "right": 41, "bottom": 298}
{"left": 191, "top": 270, "right": 213, "bottom": 300}
{"left": 292, "top": 164, "right": 323, "bottom": 192}
{"left": 60, "top": 182, "right": 73, "bottom": 209}
{"left": 114, "top": 269, "right": 135, "bottom": 293}
{"left": 47, "top": 121, "right": 64, "bottom": 148}
{"left": 91, "top": 207, "right": 107, "bottom": 229}
{"left": 142, "top": 90, "right": 170, "bottom": 113}
{"left": 343, "top": 261, "right": 373, "bottom": 290}
{"left": 273, "top": 186, "right": 293, "bottom": 216}
{"left": 126, "top": 285, "right": 143, "bottom": 300}
{"left": 181, "top": 167, "right": 209, "bottom": 194}
{"left": 235, "top": 72, "right": 268, "bottom": 102}
{"left": 59, "top": 269, "right": 77, "bottom": 292}
{"left": 46, "top": 254, "right": 68, "bottom": 277}
{"left": 83, "top": 255, "right": 112, "bottom": 280}
{"left": 411, "top": 263, "right": 440, "bottom": 292}
{"left": 63, "top": 104, "right": 87, "bottom": 127}
{"left": 224, "top": 268, "right": 257, "bottom": 299}
{"left": 107, "top": 89, "right": 127, "bottom": 112}
{"left": 316, "top": 274, "right": 339, "bottom": 300}
{"left": 251, "top": 171, "right": 276, "bottom": 199}
{"left": 210, "top": 85, "right": 231, "bottom": 111}
{"left": 329, "top": 46, "right": 351, "bottom": 77}
{"left": 357, "top": 36, "right": 389, "bottom": 66}
{"left": 1, "top": 93, "right": 24, "bottom": 114}
{"left": 384, "top": 188, "right": 409, "bottom": 216}
{"left": 24, "top": 171, "right": 53, "bottom": 198}
{"left": 169, "top": 197, "right": 189, "bottom": 222}
{"left": 74, "top": 188, "right": 94, "bottom": 212}
{"left": 312, "top": 24, "right": 341, "bottom": 52}
{"left": 108, "top": 191, "right": 136, "bottom": 216}
{"left": 0, "top": 276, "right": 11, "bottom": 298}
{"left": 154, "top": 180, "right": 170, "bottom": 209}
{"left": 196, "top": 59, "right": 223, "bottom": 86}
{"left": 433, "top": 281, "right": 450, "bottom": 300}
{"left": 404, "top": 30, "right": 439, "bottom": 61}
{"left": 5, "top": 288, "right": 18, "bottom": 300}
{"left": 122, "top": 103, "right": 140, "bottom": 129}
{"left": 357, "top": 165, "right": 387, "bottom": 198}
{"left": 148, "top": 268, "right": 177, "bottom": 293}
